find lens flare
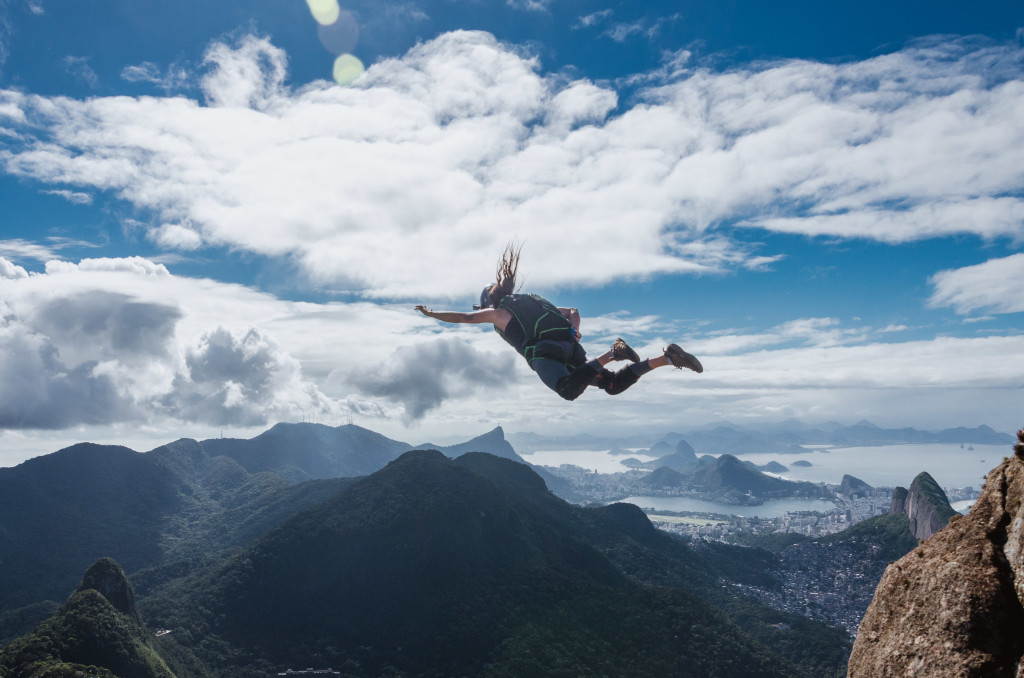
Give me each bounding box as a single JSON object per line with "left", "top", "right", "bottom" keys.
{"left": 306, "top": 0, "right": 340, "bottom": 26}
{"left": 317, "top": 10, "right": 359, "bottom": 55}
{"left": 333, "top": 54, "right": 365, "bottom": 86}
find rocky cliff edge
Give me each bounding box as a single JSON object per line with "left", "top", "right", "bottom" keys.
{"left": 848, "top": 429, "right": 1024, "bottom": 677}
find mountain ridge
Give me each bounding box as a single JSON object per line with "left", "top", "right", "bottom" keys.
{"left": 135, "top": 449, "right": 842, "bottom": 677}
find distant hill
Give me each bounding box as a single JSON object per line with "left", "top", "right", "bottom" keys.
{"left": 200, "top": 421, "right": 412, "bottom": 481}
{"left": 690, "top": 454, "right": 827, "bottom": 500}
{"left": 839, "top": 474, "right": 873, "bottom": 499}
{"left": 135, "top": 450, "right": 849, "bottom": 677}
{"left": 745, "top": 460, "right": 789, "bottom": 473}
{"left": 638, "top": 439, "right": 699, "bottom": 472}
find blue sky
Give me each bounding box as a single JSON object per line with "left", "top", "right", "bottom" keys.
{"left": 1, "top": 0, "right": 1023, "bottom": 464}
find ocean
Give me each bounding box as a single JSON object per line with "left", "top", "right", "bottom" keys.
{"left": 520, "top": 443, "right": 1011, "bottom": 516}
{"left": 521, "top": 443, "right": 1008, "bottom": 491}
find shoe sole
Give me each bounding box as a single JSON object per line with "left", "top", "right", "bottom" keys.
{"left": 615, "top": 338, "right": 640, "bottom": 363}
{"left": 665, "top": 344, "right": 703, "bottom": 373}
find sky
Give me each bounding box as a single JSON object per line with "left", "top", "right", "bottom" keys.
{"left": 1, "top": 0, "right": 1023, "bottom": 466}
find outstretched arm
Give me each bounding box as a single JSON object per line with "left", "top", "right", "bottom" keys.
{"left": 415, "top": 305, "right": 503, "bottom": 325}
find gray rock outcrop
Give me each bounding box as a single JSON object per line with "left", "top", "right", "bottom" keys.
{"left": 906, "top": 471, "right": 959, "bottom": 541}
{"left": 848, "top": 430, "right": 1024, "bottom": 677}
{"left": 889, "top": 486, "right": 908, "bottom": 515}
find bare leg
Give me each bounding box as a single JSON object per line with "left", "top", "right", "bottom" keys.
{"left": 647, "top": 355, "right": 671, "bottom": 369}
{"left": 595, "top": 350, "right": 614, "bottom": 367}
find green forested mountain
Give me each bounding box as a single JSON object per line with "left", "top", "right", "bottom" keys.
{"left": 1, "top": 426, "right": 855, "bottom": 677}
{"left": 0, "top": 558, "right": 179, "bottom": 678}
{"left": 132, "top": 450, "right": 849, "bottom": 677}
{"left": 0, "top": 431, "right": 366, "bottom": 613}
{"left": 0, "top": 423, "right": 556, "bottom": 619}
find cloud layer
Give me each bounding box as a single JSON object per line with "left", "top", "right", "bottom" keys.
{"left": 0, "top": 257, "right": 343, "bottom": 429}
{"left": 1, "top": 254, "right": 1022, "bottom": 443}
{"left": 2, "top": 32, "right": 1021, "bottom": 300}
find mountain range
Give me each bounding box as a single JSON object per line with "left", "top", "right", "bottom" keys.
{"left": 2, "top": 419, "right": 1008, "bottom": 676}
{"left": 0, "top": 423, "right": 534, "bottom": 615}
{"left": 1, "top": 443, "right": 855, "bottom": 677}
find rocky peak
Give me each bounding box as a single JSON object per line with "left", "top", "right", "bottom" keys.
{"left": 76, "top": 557, "right": 139, "bottom": 621}
{"left": 839, "top": 474, "right": 872, "bottom": 499}
{"left": 891, "top": 471, "right": 958, "bottom": 541}
{"left": 848, "top": 429, "right": 1024, "bottom": 677}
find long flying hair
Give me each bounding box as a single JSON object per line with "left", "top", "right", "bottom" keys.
{"left": 487, "top": 242, "right": 522, "bottom": 307}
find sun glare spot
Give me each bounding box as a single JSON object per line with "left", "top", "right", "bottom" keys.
{"left": 306, "top": 0, "right": 341, "bottom": 26}
{"left": 333, "top": 54, "right": 365, "bottom": 86}
{"left": 318, "top": 11, "right": 359, "bottom": 55}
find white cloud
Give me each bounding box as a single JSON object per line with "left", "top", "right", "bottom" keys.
{"left": 0, "top": 32, "right": 1022, "bottom": 302}
{"left": 42, "top": 188, "right": 92, "bottom": 204}
{"left": 572, "top": 10, "right": 613, "bottom": 30}
{"left": 349, "top": 337, "right": 519, "bottom": 422}
{"left": 0, "top": 238, "right": 62, "bottom": 262}
{"left": 148, "top": 223, "right": 203, "bottom": 250}
{"left": 928, "top": 253, "right": 1024, "bottom": 314}
{"left": 200, "top": 34, "right": 287, "bottom": 109}
{"left": 601, "top": 14, "right": 680, "bottom": 43}
{"left": 0, "top": 257, "right": 348, "bottom": 429}
{"left": 0, "top": 255, "right": 1021, "bottom": 456}
{"left": 505, "top": 0, "right": 550, "bottom": 12}
{"left": 0, "top": 255, "right": 28, "bottom": 279}
{"left": 121, "top": 61, "right": 192, "bottom": 93}
{"left": 62, "top": 56, "right": 99, "bottom": 88}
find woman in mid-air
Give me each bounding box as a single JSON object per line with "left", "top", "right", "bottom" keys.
{"left": 415, "top": 245, "right": 703, "bottom": 401}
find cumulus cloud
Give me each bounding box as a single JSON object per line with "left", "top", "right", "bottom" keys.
{"left": 166, "top": 326, "right": 339, "bottom": 426}
{"left": 0, "top": 255, "right": 28, "bottom": 279}
{"left": 0, "top": 257, "right": 347, "bottom": 429}
{"left": 2, "top": 32, "right": 1021, "bottom": 299}
{"left": 349, "top": 337, "right": 519, "bottom": 421}
{"left": 928, "top": 253, "right": 1024, "bottom": 315}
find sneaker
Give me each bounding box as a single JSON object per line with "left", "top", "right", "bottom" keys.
{"left": 664, "top": 344, "right": 703, "bottom": 373}
{"left": 611, "top": 338, "right": 640, "bottom": 363}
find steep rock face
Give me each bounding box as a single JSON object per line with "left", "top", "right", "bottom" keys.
{"left": 77, "top": 557, "right": 139, "bottom": 621}
{"left": 899, "top": 471, "right": 958, "bottom": 541}
{"left": 889, "top": 486, "right": 908, "bottom": 514}
{"left": 848, "top": 430, "right": 1024, "bottom": 677}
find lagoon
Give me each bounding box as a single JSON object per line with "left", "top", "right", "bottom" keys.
{"left": 618, "top": 496, "right": 837, "bottom": 519}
